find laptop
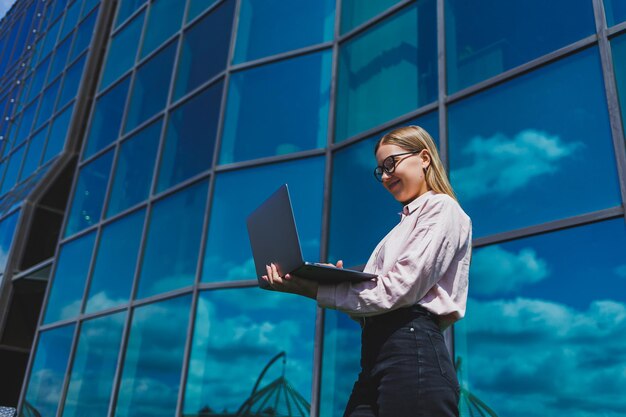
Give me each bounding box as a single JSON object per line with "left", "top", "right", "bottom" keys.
{"left": 246, "top": 184, "right": 377, "bottom": 288}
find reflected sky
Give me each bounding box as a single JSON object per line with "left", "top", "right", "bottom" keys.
{"left": 329, "top": 112, "right": 438, "bottom": 266}
{"left": 449, "top": 47, "right": 621, "bottom": 238}
{"left": 184, "top": 288, "right": 316, "bottom": 416}
{"left": 456, "top": 218, "right": 626, "bottom": 417}
{"left": 202, "top": 156, "right": 324, "bottom": 282}
{"left": 0, "top": 210, "right": 19, "bottom": 276}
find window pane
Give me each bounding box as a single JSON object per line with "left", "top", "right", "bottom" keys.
{"left": 136, "top": 180, "right": 207, "bottom": 298}
{"left": 0, "top": 210, "right": 19, "bottom": 275}
{"left": 611, "top": 34, "right": 626, "bottom": 136}
{"left": 43, "top": 104, "right": 73, "bottom": 164}
{"left": 446, "top": 0, "right": 595, "bottom": 93}
{"left": 173, "top": 0, "right": 235, "bottom": 101}
{"left": 233, "top": 0, "right": 334, "bottom": 64}
{"left": 448, "top": 47, "right": 621, "bottom": 238}
{"left": 84, "top": 77, "right": 130, "bottom": 159}
{"left": 34, "top": 78, "right": 62, "bottom": 130}
{"left": 100, "top": 11, "right": 144, "bottom": 91}
{"left": 106, "top": 119, "right": 161, "bottom": 217}
{"left": 454, "top": 219, "right": 626, "bottom": 417}
{"left": 70, "top": 7, "right": 98, "bottom": 61}
{"left": 48, "top": 33, "right": 72, "bottom": 81}
{"left": 59, "top": 0, "right": 81, "bottom": 41}
{"left": 340, "top": 0, "right": 400, "bottom": 34}
{"left": 62, "top": 312, "right": 126, "bottom": 417}
{"left": 219, "top": 50, "right": 331, "bottom": 164}
{"left": 1, "top": 145, "right": 26, "bottom": 195}
{"left": 15, "top": 101, "right": 37, "bottom": 144}
{"left": 85, "top": 209, "right": 145, "bottom": 314}
{"left": 140, "top": 0, "right": 184, "bottom": 59}
{"left": 329, "top": 112, "right": 438, "bottom": 266}
{"left": 183, "top": 288, "right": 315, "bottom": 416}
{"left": 43, "top": 231, "right": 96, "bottom": 324}
{"left": 22, "top": 325, "right": 75, "bottom": 417}
{"left": 320, "top": 310, "right": 361, "bottom": 417}
{"left": 114, "top": 294, "right": 191, "bottom": 417}
{"left": 58, "top": 54, "right": 87, "bottom": 109}
{"left": 64, "top": 150, "right": 114, "bottom": 237}
{"left": 605, "top": 0, "right": 626, "bottom": 27}
{"left": 41, "top": 18, "right": 62, "bottom": 60}
{"left": 27, "top": 56, "right": 52, "bottom": 104}
{"left": 157, "top": 82, "right": 221, "bottom": 193}
{"left": 202, "top": 156, "right": 324, "bottom": 282}
{"left": 335, "top": 1, "right": 437, "bottom": 142}
{"left": 115, "top": 0, "right": 146, "bottom": 27}
{"left": 124, "top": 40, "right": 177, "bottom": 133}
{"left": 20, "top": 127, "right": 47, "bottom": 180}
{"left": 186, "top": 0, "right": 218, "bottom": 22}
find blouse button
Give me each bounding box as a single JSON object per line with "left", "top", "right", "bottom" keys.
{"left": 409, "top": 327, "right": 415, "bottom": 332}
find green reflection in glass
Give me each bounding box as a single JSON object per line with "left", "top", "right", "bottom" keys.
{"left": 140, "top": 0, "right": 184, "bottom": 59}
{"left": 340, "top": 0, "right": 400, "bottom": 34}
{"left": 335, "top": 0, "right": 437, "bottom": 142}
{"left": 62, "top": 312, "right": 126, "bottom": 417}
{"left": 100, "top": 10, "right": 144, "bottom": 91}
{"left": 183, "top": 288, "right": 315, "bottom": 416}
{"left": 114, "top": 294, "right": 191, "bottom": 417}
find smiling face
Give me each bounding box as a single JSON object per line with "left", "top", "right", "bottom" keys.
{"left": 375, "top": 143, "right": 431, "bottom": 205}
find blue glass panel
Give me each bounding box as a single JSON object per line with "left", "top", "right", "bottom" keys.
{"left": 335, "top": 1, "right": 437, "bottom": 142}
{"left": 320, "top": 309, "right": 361, "bottom": 417}
{"left": 448, "top": 47, "right": 621, "bottom": 238}
{"left": 20, "top": 127, "right": 47, "bottom": 180}
{"left": 606, "top": 0, "right": 626, "bottom": 26}
{"left": 106, "top": 118, "right": 160, "bottom": 217}
{"left": 22, "top": 325, "right": 75, "bottom": 417}
{"left": 0, "top": 145, "right": 26, "bottom": 194}
{"left": 136, "top": 180, "right": 207, "bottom": 298}
{"left": 48, "top": 34, "right": 72, "bottom": 81}
{"left": 611, "top": 34, "right": 626, "bottom": 136}
{"left": 51, "top": 0, "right": 69, "bottom": 22}
{"left": 233, "top": 0, "right": 334, "bottom": 63}
{"left": 202, "top": 156, "right": 324, "bottom": 282}
{"left": 34, "top": 78, "right": 61, "bottom": 130}
{"left": 64, "top": 150, "right": 114, "bottom": 237}
{"left": 42, "top": 104, "right": 73, "bottom": 163}
{"left": 62, "top": 312, "right": 126, "bottom": 417}
{"left": 124, "top": 40, "right": 177, "bottom": 133}
{"left": 27, "top": 56, "right": 52, "bottom": 104}
{"left": 82, "top": 0, "right": 99, "bottom": 18}
{"left": 59, "top": 0, "right": 81, "bottom": 41}
{"left": 40, "top": 18, "right": 61, "bottom": 60}
{"left": 58, "top": 54, "right": 86, "bottom": 109}
{"left": 186, "top": 0, "right": 218, "bottom": 22}
{"left": 329, "top": 112, "right": 438, "bottom": 266}
{"left": 183, "top": 288, "right": 316, "bottom": 415}
{"left": 70, "top": 7, "right": 97, "bottom": 61}
{"left": 115, "top": 0, "right": 146, "bottom": 27}
{"left": 455, "top": 219, "right": 626, "bottom": 417}
{"left": 140, "top": 0, "right": 184, "bottom": 59}
{"left": 100, "top": 11, "right": 143, "bottom": 91}
{"left": 157, "top": 82, "right": 222, "bottom": 193}
{"left": 84, "top": 77, "right": 130, "bottom": 159}
{"left": 14, "top": 101, "right": 37, "bottom": 144}
{"left": 220, "top": 50, "right": 331, "bottom": 163}
{"left": 85, "top": 210, "right": 144, "bottom": 313}
{"left": 0, "top": 210, "right": 19, "bottom": 274}
{"left": 340, "top": 0, "right": 400, "bottom": 34}
{"left": 446, "top": 0, "right": 595, "bottom": 93}
{"left": 43, "top": 231, "right": 96, "bottom": 323}
{"left": 114, "top": 294, "right": 191, "bottom": 417}
{"left": 173, "top": 0, "right": 234, "bottom": 101}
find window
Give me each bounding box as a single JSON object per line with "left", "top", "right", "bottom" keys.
{"left": 340, "top": 0, "right": 401, "bottom": 34}
{"left": 100, "top": 11, "right": 144, "bottom": 91}
{"left": 140, "top": 0, "right": 184, "bottom": 59}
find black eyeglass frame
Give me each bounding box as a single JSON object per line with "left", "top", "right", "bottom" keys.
{"left": 373, "top": 150, "right": 421, "bottom": 182}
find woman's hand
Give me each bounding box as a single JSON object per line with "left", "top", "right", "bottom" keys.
{"left": 261, "top": 261, "right": 343, "bottom": 300}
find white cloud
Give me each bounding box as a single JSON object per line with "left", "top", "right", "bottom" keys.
{"left": 471, "top": 245, "right": 550, "bottom": 296}
{"left": 0, "top": 0, "right": 16, "bottom": 19}
{"left": 451, "top": 129, "right": 583, "bottom": 200}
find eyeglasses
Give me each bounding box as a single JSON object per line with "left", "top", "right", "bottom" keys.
{"left": 373, "top": 151, "right": 420, "bottom": 182}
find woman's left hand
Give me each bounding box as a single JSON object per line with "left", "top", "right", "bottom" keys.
{"left": 262, "top": 263, "right": 319, "bottom": 300}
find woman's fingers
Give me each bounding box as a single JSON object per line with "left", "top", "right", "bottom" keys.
{"left": 336, "top": 260, "right": 344, "bottom": 269}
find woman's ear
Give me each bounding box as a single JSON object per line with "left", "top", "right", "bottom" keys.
{"left": 421, "top": 149, "right": 431, "bottom": 169}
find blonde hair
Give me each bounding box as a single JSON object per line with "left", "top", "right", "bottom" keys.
{"left": 375, "top": 125, "right": 457, "bottom": 201}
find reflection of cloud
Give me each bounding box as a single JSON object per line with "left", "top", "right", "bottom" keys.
{"left": 459, "top": 297, "right": 626, "bottom": 417}
{"left": 85, "top": 291, "right": 128, "bottom": 312}
{"left": 471, "top": 245, "right": 549, "bottom": 296}
{"left": 614, "top": 264, "right": 626, "bottom": 279}
{"left": 226, "top": 257, "right": 256, "bottom": 280}
{"left": 452, "top": 129, "right": 583, "bottom": 200}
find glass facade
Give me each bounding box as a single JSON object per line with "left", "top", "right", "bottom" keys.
{"left": 0, "top": 1, "right": 622, "bottom": 417}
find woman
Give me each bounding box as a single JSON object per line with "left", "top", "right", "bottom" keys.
{"left": 263, "top": 125, "right": 472, "bottom": 417}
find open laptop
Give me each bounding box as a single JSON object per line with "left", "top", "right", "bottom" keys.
{"left": 247, "top": 184, "right": 377, "bottom": 288}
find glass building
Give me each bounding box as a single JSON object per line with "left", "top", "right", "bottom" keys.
{"left": 0, "top": 0, "right": 624, "bottom": 416}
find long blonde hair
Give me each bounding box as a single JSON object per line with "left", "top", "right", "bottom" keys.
{"left": 375, "top": 125, "right": 457, "bottom": 201}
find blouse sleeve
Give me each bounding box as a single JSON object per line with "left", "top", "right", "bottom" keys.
{"left": 316, "top": 197, "right": 469, "bottom": 316}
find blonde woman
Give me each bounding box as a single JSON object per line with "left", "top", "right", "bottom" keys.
{"left": 263, "top": 125, "right": 472, "bottom": 417}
